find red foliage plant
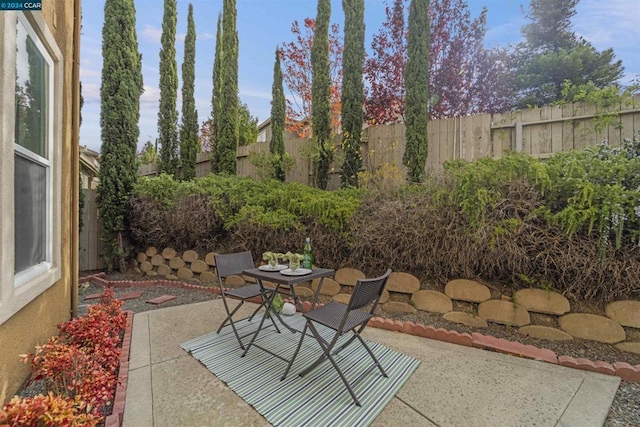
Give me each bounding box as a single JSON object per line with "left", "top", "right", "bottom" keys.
{"left": 364, "top": 0, "right": 515, "bottom": 124}
{"left": 2, "top": 288, "right": 126, "bottom": 424}
{"left": 0, "top": 392, "right": 100, "bottom": 427}
{"left": 279, "top": 18, "right": 343, "bottom": 137}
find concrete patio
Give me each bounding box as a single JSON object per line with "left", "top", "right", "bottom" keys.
{"left": 122, "top": 299, "right": 620, "bottom": 427}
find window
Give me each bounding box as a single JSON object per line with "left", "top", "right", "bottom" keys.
{"left": 257, "top": 130, "right": 267, "bottom": 143}
{"left": 0, "top": 12, "right": 63, "bottom": 324}
{"left": 14, "top": 15, "right": 52, "bottom": 280}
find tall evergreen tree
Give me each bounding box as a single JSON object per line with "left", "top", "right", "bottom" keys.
{"left": 270, "top": 48, "right": 286, "bottom": 181}
{"left": 217, "top": 0, "right": 239, "bottom": 174}
{"left": 157, "top": 0, "right": 179, "bottom": 177}
{"left": 403, "top": 0, "right": 429, "bottom": 183}
{"left": 180, "top": 3, "right": 198, "bottom": 180}
{"left": 311, "top": 0, "right": 332, "bottom": 189}
{"left": 211, "top": 13, "right": 223, "bottom": 173}
{"left": 522, "top": 0, "right": 577, "bottom": 52}
{"left": 340, "top": 0, "right": 365, "bottom": 188}
{"left": 515, "top": 0, "right": 623, "bottom": 108}
{"left": 98, "top": 0, "right": 143, "bottom": 271}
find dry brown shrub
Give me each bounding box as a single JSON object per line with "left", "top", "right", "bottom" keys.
{"left": 223, "top": 221, "right": 350, "bottom": 268}
{"left": 127, "top": 179, "right": 640, "bottom": 303}
{"left": 350, "top": 181, "right": 640, "bottom": 303}
{"left": 128, "top": 194, "right": 223, "bottom": 253}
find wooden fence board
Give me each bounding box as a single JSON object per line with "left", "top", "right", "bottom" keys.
{"left": 550, "top": 105, "right": 564, "bottom": 154}
{"left": 561, "top": 103, "right": 575, "bottom": 152}
{"left": 620, "top": 97, "right": 637, "bottom": 144}
{"left": 521, "top": 108, "right": 540, "bottom": 154}
{"left": 536, "top": 106, "right": 552, "bottom": 155}
{"left": 79, "top": 189, "right": 104, "bottom": 271}
{"left": 136, "top": 95, "right": 640, "bottom": 189}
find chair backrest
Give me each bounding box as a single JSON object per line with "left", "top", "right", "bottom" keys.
{"left": 347, "top": 269, "right": 392, "bottom": 312}
{"left": 215, "top": 251, "right": 255, "bottom": 282}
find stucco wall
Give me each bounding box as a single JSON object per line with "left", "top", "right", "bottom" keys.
{"left": 0, "top": 1, "right": 77, "bottom": 403}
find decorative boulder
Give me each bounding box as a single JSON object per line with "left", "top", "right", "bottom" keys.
{"left": 605, "top": 301, "right": 640, "bottom": 328}
{"left": 334, "top": 268, "right": 365, "bottom": 286}
{"left": 386, "top": 272, "right": 420, "bottom": 294}
{"left": 191, "top": 260, "right": 209, "bottom": 274}
{"left": 445, "top": 279, "right": 491, "bottom": 303}
{"left": 311, "top": 278, "right": 341, "bottom": 296}
{"left": 182, "top": 250, "right": 199, "bottom": 263}
{"left": 478, "top": 300, "right": 530, "bottom": 327}
{"left": 443, "top": 312, "right": 488, "bottom": 328}
{"left": 205, "top": 252, "right": 218, "bottom": 266}
{"left": 169, "top": 257, "right": 185, "bottom": 270}
{"left": 150, "top": 254, "right": 165, "bottom": 266}
{"left": 382, "top": 301, "right": 417, "bottom": 314}
{"left": 156, "top": 264, "right": 172, "bottom": 276}
{"left": 281, "top": 303, "right": 296, "bottom": 316}
{"left": 136, "top": 252, "right": 147, "bottom": 263}
{"left": 514, "top": 288, "right": 570, "bottom": 315}
{"left": 559, "top": 313, "right": 626, "bottom": 344}
{"left": 411, "top": 290, "right": 453, "bottom": 313}
{"left": 161, "top": 247, "right": 177, "bottom": 259}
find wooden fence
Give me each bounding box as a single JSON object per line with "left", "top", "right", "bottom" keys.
{"left": 79, "top": 189, "right": 105, "bottom": 271}
{"left": 139, "top": 95, "right": 640, "bottom": 189}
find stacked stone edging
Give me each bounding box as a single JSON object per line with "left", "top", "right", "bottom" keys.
{"left": 326, "top": 268, "right": 640, "bottom": 356}
{"left": 133, "top": 248, "right": 220, "bottom": 285}
{"left": 129, "top": 250, "right": 640, "bottom": 355}
{"left": 83, "top": 271, "right": 640, "bottom": 419}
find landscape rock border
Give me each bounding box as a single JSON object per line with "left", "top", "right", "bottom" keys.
{"left": 133, "top": 246, "right": 640, "bottom": 351}
{"left": 80, "top": 272, "right": 640, "bottom": 395}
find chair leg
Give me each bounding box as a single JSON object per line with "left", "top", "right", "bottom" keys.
{"left": 355, "top": 333, "right": 388, "bottom": 378}
{"left": 216, "top": 300, "right": 245, "bottom": 333}
{"left": 281, "top": 322, "right": 308, "bottom": 381}
{"left": 333, "top": 322, "right": 368, "bottom": 355}
{"left": 301, "top": 322, "right": 361, "bottom": 406}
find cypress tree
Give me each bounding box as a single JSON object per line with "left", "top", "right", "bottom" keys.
{"left": 311, "top": 0, "right": 332, "bottom": 189}
{"left": 270, "top": 48, "right": 286, "bottom": 181}
{"left": 403, "top": 0, "right": 429, "bottom": 183}
{"left": 180, "top": 3, "right": 198, "bottom": 180}
{"left": 98, "top": 0, "right": 143, "bottom": 271}
{"left": 217, "top": 0, "right": 239, "bottom": 174}
{"left": 158, "top": 0, "right": 179, "bottom": 177}
{"left": 340, "top": 0, "right": 365, "bottom": 188}
{"left": 211, "top": 13, "right": 223, "bottom": 173}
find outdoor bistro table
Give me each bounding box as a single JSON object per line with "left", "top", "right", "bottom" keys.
{"left": 240, "top": 267, "right": 334, "bottom": 379}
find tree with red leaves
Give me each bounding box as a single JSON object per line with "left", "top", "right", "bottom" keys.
{"left": 279, "top": 18, "right": 343, "bottom": 137}
{"left": 364, "top": 0, "right": 407, "bottom": 125}
{"left": 365, "top": 0, "right": 514, "bottom": 124}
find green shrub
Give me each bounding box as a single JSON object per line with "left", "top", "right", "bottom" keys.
{"left": 443, "top": 153, "right": 549, "bottom": 228}
{"left": 131, "top": 173, "right": 362, "bottom": 234}
{"left": 541, "top": 141, "right": 640, "bottom": 252}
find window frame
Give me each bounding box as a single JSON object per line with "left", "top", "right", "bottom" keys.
{"left": 0, "top": 11, "right": 63, "bottom": 325}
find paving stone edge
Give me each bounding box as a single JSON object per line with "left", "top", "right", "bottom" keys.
{"left": 81, "top": 273, "right": 640, "bottom": 425}
{"left": 104, "top": 310, "right": 134, "bottom": 427}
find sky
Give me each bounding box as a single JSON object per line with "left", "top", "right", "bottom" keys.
{"left": 79, "top": 0, "right": 640, "bottom": 153}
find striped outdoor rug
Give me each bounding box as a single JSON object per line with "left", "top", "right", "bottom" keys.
{"left": 181, "top": 314, "right": 420, "bottom": 427}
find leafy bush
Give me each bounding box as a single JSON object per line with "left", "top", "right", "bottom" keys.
{"left": 443, "top": 152, "right": 549, "bottom": 228}
{"left": 540, "top": 140, "right": 640, "bottom": 253}
{"left": 8, "top": 288, "right": 126, "bottom": 424}
{"left": 131, "top": 173, "right": 362, "bottom": 239}
{"left": 129, "top": 148, "right": 640, "bottom": 302}
{"left": 0, "top": 393, "right": 100, "bottom": 427}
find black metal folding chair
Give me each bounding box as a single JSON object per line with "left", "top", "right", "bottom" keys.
{"left": 215, "top": 251, "right": 280, "bottom": 349}
{"left": 283, "top": 269, "right": 392, "bottom": 406}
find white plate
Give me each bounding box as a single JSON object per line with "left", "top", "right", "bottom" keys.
{"left": 259, "top": 264, "right": 288, "bottom": 272}
{"left": 280, "top": 268, "right": 312, "bottom": 276}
